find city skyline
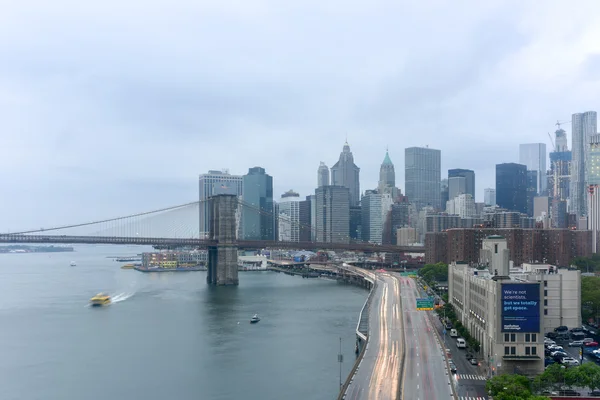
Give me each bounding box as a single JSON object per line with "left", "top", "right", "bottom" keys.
{"left": 2, "top": 1, "right": 600, "bottom": 231}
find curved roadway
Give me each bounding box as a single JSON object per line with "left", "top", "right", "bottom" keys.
{"left": 344, "top": 272, "right": 403, "bottom": 400}
{"left": 399, "top": 274, "right": 454, "bottom": 400}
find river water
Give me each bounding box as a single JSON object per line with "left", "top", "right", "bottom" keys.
{"left": 0, "top": 245, "right": 366, "bottom": 400}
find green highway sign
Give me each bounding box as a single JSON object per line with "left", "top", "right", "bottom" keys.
{"left": 416, "top": 298, "right": 434, "bottom": 311}
{"left": 400, "top": 272, "right": 417, "bottom": 277}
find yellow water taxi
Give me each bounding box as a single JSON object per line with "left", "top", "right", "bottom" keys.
{"left": 90, "top": 293, "right": 111, "bottom": 307}
{"left": 121, "top": 263, "right": 135, "bottom": 269}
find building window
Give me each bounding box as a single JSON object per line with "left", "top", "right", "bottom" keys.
{"left": 511, "top": 346, "right": 516, "bottom": 355}
{"left": 504, "top": 346, "right": 510, "bottom": 355}
{"left": 544, "top": 299, "right": 548, "bottom": 306}
{"left": 511, "top": 333, "right": 516, "bottom": 342}
{"left": 544, "top": 289, "right": 547, "bottom": 296}
{"left": 525, "top": 334, "right": 530, "bottom": 342}
{"left": 495, "top": 244, "right": 498, "bottom": 253}
{"left": 504, "top": 333, "right": 509, "bottom": 342}
{"left": 544, "top": 280, "right": 548, "bottom": 287}
{"left": 526, "top": 347, "right": 531, "bottom": 355}
{"left": 532, "top": 346, "right": 537, "bottom": 355}
{"left": 532, "top": 334, "right": 537, "bottom": 342}
{"left": 544, "top": 309, "right": 548, "bottom": 315}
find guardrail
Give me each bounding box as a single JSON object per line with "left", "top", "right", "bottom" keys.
{"left": 338, "top": 278, "right": 377, "bottom": 400}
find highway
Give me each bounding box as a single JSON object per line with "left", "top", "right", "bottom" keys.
{"left": 344, "top": 272, "right": 403, "bottom": 400}
{"left": 399, "top": 275, "right": 455, "bottom": 400}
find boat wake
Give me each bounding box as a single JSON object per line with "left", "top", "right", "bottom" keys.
{"left": 112, "top": 292, "right": 134, "bottom": 303}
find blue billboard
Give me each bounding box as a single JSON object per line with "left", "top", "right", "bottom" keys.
{"left": 501, "top": 283, "right": 540, "bottom": 333}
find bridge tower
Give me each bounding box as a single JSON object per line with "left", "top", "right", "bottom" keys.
{"left": 207, "top": 194, "right": 239, "bottom": 285}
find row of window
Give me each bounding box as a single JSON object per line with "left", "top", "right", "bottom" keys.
{"left": 504, "top": 346, "right": 538, "bottom": 356}
{"left": 504, "top": 333, "right": 537, "bottom": 342}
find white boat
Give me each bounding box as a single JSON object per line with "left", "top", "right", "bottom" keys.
{"left": 70, "top": 261, "right": 76, "bottom": 267}
{"left": 250, "top": 314, "right": 260, "bottom": 324}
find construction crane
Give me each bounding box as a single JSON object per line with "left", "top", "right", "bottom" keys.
{"left": 555, "top": 120, "right": 570, "bottom": 130}
{"left": 547, "top": 132, "right": 555, "bottom": 151}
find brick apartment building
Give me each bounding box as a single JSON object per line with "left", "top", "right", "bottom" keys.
{"left": 425, "top": 228, "right": 592, "bottom": 267}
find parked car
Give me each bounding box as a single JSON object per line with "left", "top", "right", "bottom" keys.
{"left": 469, "top": 358, "right": 478, "bottom": 366}
{"left": 569, "top": 340, "right": 584, "bottom": 347}
{"left": 585, "top": 341, "right": 599, "bottom": 347}
{"left": 561, "top": 357, "right": 580, "bottom": 366}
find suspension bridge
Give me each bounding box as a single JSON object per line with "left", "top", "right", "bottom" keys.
{"left": 0, "top": 195, "right": 424, "bottom": 284}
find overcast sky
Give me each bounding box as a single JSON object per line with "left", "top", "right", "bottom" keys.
{"left": 2, "top": 0, "right": 600, "bottom": 232}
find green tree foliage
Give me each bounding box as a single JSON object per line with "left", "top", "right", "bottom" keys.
{"left": 486, "top": 374, "right": 551, "bottom": 400}
{"left": 571, "top": 254, "right": 600, "bottom": 272}
{"left": 581, "top": 276, "right": 600, "bottom": 322}
{"left": 532, "top": 362, "right": 600, "bottom": 393}
{"left": 417, "top": 262, "right": 448, "bottom": 285}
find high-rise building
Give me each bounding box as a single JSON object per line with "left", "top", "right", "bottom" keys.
{"left": 349, "top": 206, "right": 362, "bottom": 241}
{"left": 587, "top": 134, "right": 600, "bottom": 252}
{"left": 484, "top": 188, "right": 496, "bottom": 206}
{"left": 446, "top": 194, "right": 476, "bottom": 218}
{"left": 317, "top": 162, "right": 330, "bottom": 187}
{"left": 519, "top": 143, "right": 547, "bottom": 195}
{"left": 448, "top": 176, "right": 466, "bottom": 200}
{"left": 448, "top": 169, "right": 475, "bottom": 199}
{"left": 378, "top": 150, "right": 396, "bottom": 194}
{"left": 331, "top": 142, "right": 361, "bottom": 207}
{"left": 241, "top": 167, "right": 274, "bottom": 240}
{"left": 315, "top": 186, "right": 350, "bottom": 243}
{"left": 361, "top": 190, "right": 393, "bottom": 244}
{"left": 405, "top": 146, "right": 441, "bottom": 211}
{"left": 526, "top": 170, "right": 538, "bottom": 217}
{"left": 278, "top": 190, "right": 300, "bottom": 242}
{"left": 299, "top": 196, "right": 312, "bottom": 242}
{"left": 496, "top": 163, "right": 527, "bottom": 214}
{"left": 549, "top": 127, "right": 572, "bottom": 229}
{"left": 199, "top": 170, "right": 243, "bottom": 238}
{"left": 571, "top": 111, "right": 597, "bottom": 216}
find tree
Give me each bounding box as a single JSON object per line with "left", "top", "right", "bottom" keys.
{"left": 581, "top": 276, "right": 600, "bottom": 323}
{"left": 487, "top": 374, "right": 550, "bottom": 400}
{"left": 577, "top": 362, "right": 600, "bottom": 391}
{"left": 417, "top": 262, "right": 448, "bottom": 285}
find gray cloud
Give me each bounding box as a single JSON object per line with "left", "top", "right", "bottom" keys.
{"left": 2, "top": 0, "right": 600, "bottom": 231}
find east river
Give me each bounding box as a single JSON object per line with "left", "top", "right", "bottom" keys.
{"left": 0, "top": 245, "right": 366, "bottom": 400}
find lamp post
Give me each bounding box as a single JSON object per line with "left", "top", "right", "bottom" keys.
{"left": 338, "top": 337, "right": 344, "bottom": 389}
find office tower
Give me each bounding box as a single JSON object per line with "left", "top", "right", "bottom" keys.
{"left": 588, "top": 134, "right": 600, "bottom": 252}
{"left": 315, "top": 186, "right": 350, "bottom": 243}
{"left": 448, "top": 176, "right": 466, "bottom": 200}
{"left": 361, "top": 190, "right": 393, "bottom": 244}
{"left": 278, "top": 190, "right": 300, "bottom": 242}
{"left": 299, "top": 196, "right": 312, "bottom": 242}
{"left": 440, "top": 179, "right": 449, "bottom": 211}
{"left": 526, "top": 170, "right": 538, "bottom": 217}
{"left": 448, "top": 169, "right": 475, "bottom": 199}
{"left": 378, "top": 150, "right": 396, "bottom": 194}
{"left": 349, "top": 206, "right": 362, "bottom": 240}
{"left": 199, "top": 170, "right": 243, "bottom": 238}
{"left": 484, "top": 188, "right": 496, "bottom": 206}
{"left": 519, "top": 143, "right": 547, "bottom": 195}
{"left": 571, "top": 111, "right": 597, "bottom": 216}
{"left": 241, "top": 167, "right": 274, "bottom": 240}
{"left": 383, "top": 202, "right": 410, "bottom": 245}
{"left": 496, "top": 163, "right": 527, "bottom": 214}
{"left": 405, "top": 146, "right": 441, "bottom": 211}
{"left": 331, "top": 141, "right": 361, "bottom": 206}
{"left": 317, "top": 162, "right": 330, "bottom": 187}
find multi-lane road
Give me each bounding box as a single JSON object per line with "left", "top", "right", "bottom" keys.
{"left": 344, "top": 272, "right": 403, "bottom": 400}
{"left": 399, "top": 275, "right": 455, "bottom": 400}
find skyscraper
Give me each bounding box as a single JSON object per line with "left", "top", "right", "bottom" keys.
{"left": 278, "top": 190, "right": 300, "bottom": 242}
{"left": 571, "top": 111, "right": 597, "bottom": 216}
{"left": 405, "top": 146, "right": 441, "bottom": 211}
{"left": 241, "top": 167, "right": 274, "bottom": 240}
{"left": 587, "top": 134, "right": 600, "bottom": 252}
{"left": 519, "top": 143, "right": 547, "bottom": 195}
{"left": 448, "top": 169, "right": 475, "bottom": 199}
{"left": 317, "top": 162, "right": 330, "bottom": 187}
{"left": 299, "top": 196, "right": 312, "bottom": 242}
{"left": 448, "top": 176, "right": 466, "bottom": 200}
{"left": 484, "top": 188, "right": 496, "bottom": 206}
{"left": 378, "top": 150, "right": 396, "bottom": 194}
{"left": 331, "top": 142, "right": 361, "bottom": 207}
{"left": 198, "top": 170, "right": 243, "bottom": 238}
{"left": 315, "top": 186, "right": 350, "bottom": 243}
{"left": 550, "top": 127, "right": 571, "bottom": 228}
{"left": 496, "top": 163, "right": 527, "bottom": 214}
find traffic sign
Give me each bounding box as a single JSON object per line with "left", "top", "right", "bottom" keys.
{"left": 416, "top": 298, "right": 434, "bottom": 310}
{"left": 400, "top": 272, "right": 417, "bottom": 277}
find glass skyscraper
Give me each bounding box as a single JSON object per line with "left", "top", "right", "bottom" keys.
{"left": 241, "top": 167, "right": 274, "bottom": 240}
{"left": 405, "top": 146, "right": 441, "bottom": 211}
{"left": 496, "top": 163, "right": 527, "bottom": 214}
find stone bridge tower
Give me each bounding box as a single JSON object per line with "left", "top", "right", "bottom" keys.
{"left": 207, "top": 194, "right": 239, "bottom": 285}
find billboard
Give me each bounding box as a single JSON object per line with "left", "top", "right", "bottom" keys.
{"left": 501, "top": 283, "right": 540, "bottom": 333}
